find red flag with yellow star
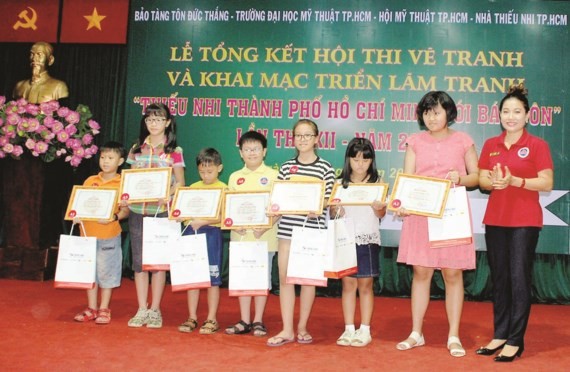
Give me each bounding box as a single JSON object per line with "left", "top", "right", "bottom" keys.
{"left": 60, "top": 0, "right": 129, "bottom": 44}
{"left": 0, "top": 0, "right": 59, "bottom": 42}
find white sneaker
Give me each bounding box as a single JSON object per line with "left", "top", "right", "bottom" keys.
{"left": 146, "top": 309, "right": 163, "bottom": 329}
{"left": 127, "top": 308, "right": 148, "bottom": 328}
{"left": 336, "top": 330, "right": 354, "bottom": 346}
{"left": 351, "top": 329, "right": 372, "bottom": 347}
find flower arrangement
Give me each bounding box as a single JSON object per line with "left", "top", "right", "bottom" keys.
{"left": 0, "top": 96, "right": 100, "bottom": 167}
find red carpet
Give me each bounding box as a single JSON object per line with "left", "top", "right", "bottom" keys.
{"left": 1, "top": 278, "right": 568, "bottom": 371}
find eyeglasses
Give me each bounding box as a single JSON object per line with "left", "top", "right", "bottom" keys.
{"left": 145, "top": 117, "right": 167, "bottom": 124}
{"left": 241, "top": 147, "right": 263, "bottom": 154}
{"left": 294, "top": 134, "right": 316, "bottom": 141}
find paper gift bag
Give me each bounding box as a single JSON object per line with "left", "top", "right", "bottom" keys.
{"left": 169, "top": 233, "right": 211, "bottom": 292}
{"left": 54, "top": 225, "right": 97, "bottom": 289}
{"left": 324, "top": 218, "right": 357, "bottom": 279}
{"left": 286, "top": 225, "right": 328, "bottom": 287}
{"left": 142, "top": 217, "right": 181, "bottom": 271}
{"left": 229, "top": 241, "right": 269, "bottom": 296}
{"left": 428, "top": 186, "right": 473, "bottom": 248}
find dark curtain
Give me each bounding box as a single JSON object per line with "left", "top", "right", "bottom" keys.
{"left": 2, "top": 43, "right": 569, "bottom": 303}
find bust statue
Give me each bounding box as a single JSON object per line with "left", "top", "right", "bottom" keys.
{"left": 13, "top": 42, "right": 69, "bottom": 103}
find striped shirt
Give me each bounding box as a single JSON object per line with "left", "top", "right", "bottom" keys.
{"left": 277, "top": 156, "right": 335, "bottom": 239}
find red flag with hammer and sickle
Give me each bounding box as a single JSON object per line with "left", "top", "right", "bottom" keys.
{"left": 0, "top": 0, "right": 59, "bottom": 42}
{"left": 60, "top": 0, "right": 129, "bottom": 44}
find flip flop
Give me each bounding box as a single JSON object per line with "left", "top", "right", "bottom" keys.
{"left": 297, "top": 332, "right": 313, "bottom": 344}
{"left": 267, "top": 336, "right": 295, "bottom": 347}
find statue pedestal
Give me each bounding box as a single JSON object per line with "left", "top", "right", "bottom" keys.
{"left": 0, "top": 156, "right": 73, "bottom": 280}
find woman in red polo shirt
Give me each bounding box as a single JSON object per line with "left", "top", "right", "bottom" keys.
{"left": 477, "top": 84, "right": 554, "bottom": 362}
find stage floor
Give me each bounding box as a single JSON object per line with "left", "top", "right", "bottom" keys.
{"left": 1, "top": 278, "right": 569, "bottom": 371}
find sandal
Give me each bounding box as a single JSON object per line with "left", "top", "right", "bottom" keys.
{"left": 95, "top": 308, "right": 111, "bottom": 325}
{"left": 447, "top": 336, "right": 466, "bottom": 357}
{"left": 199, "top": 319, "right": 219, "bottom": 335}
{"left": 396, "top": 331, "right": 425, "bottom": 350}
{"left": 251, "top": 322, "right": 267, "bottom": 337}
{"left": 74, "top": 307, "right": 97, "bottom": 322}
{"left": 178, "top": 318, "right": 198, "bottom": 333}
{"left": 224, "top": 320, "right": 251, "bottom": 335}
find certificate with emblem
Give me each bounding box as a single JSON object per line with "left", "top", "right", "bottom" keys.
{"left": 221, "top": 191, "right": 272, "bottom": 229}
{"left": 328, "top": 182, "right": 389, "bottom": 206}
{"left": 119, "top": 167, "right": 172, "bottom": 203}
{"left": 387, "top": 174, "right": 451, "bottom": 218}
{"left": 169, "top": 187, "right": 224, "bottom": 220}
{"left": 64, "top": 186, "right": 118, "bottom": 221}
{"left": 268, "top": 180, "right": 325, "bottom": 215}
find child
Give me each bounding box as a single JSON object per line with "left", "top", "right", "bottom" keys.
{"left": 330, "top": 138, "right": 386, "bottom": 347}
{"left": 178, "top": 148, "right": 226, "bottom": 335}
{"left": 267, "top": 119, "right": 335, "bottom": 347}
{"left": 126, "top": 103, "right": 185, "bottom": 329}
{"left": 224, "top": 129, "right": 278, "bottom": 337}
{"left": 73, "top": 141, "right": 129, "bottom": 325}
{"left": 395, "top": 91, "right": 479, "bottom": 357}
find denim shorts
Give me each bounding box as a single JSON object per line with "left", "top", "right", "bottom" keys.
{"left": 352, "top": 243, "right": 380, "bottom": 278}
{"left": 183, "top": 225, "right": 223, "bottom": 286}
{"left": 96, "top": 234, "right": 122, "bottom": 288}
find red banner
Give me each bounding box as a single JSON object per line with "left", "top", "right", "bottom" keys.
{"left": 0, "top": 1, "right": 59, "bottom": 43}
{"left": 60, "top": 0, "right": 129, "bottom": 44}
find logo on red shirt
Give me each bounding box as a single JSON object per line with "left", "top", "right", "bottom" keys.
{"left": 290, "top": 165, "right": 298, "bottom": 174}
{"left": 391, "top": 199, "right": 401, "bottom": 208}
{"left": 518, "top": 147, "right": 529, "bottom": 159}
{"left": 121, "top": 193, "right": 130, "bottom": 201}
{"left": 237, "top": 177, "right": 245, "bottom": 185}
{"left": 224, "top": 218, "right": 234, "bottom": 227}
{"left": 68, "top": 210, "right": 77, "bottom": 218}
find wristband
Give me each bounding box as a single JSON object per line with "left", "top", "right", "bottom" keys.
{"left": 520, "top": 178, "right": 526, "bottom": 188}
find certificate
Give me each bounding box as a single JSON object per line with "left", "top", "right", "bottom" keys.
{"left": 268, "top": 180, "right": 325, "bottom": 215}
{"left": 119, "top": 168, "right": 172, "bottom": 203}
{"left": 328, "top": 182, "right": 389, "bottom": 205}
{"left": 170, "top": 187, "right": 223, "bottom": 220}
{"left": 387, "top": 174, "right": 451, "bottom": 218}
{"left": 64, "top": 186, "right": 118, "bottom": 221}
{"left": 222, "top": 191, "right": 272, "bottom": 229}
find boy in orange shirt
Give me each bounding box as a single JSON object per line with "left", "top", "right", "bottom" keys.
{"left": 73, "top": 141, "right": 129, "bottom": 324}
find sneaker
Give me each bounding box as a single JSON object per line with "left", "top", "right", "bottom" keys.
{"left": 127, "top": 308, "right": 149, "bottom": 328}
{"left": 351, "top": 329, "right": 372, "bottom": 347}
{"left": 336, "top": 330, "right": 354, "bottom": 346}
{"left": 147, "top": 309, "right": 163, "bottom": 329}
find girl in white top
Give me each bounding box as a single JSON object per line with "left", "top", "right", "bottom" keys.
{"left": 330, "top": 137, "right": 386, "bottom": 347}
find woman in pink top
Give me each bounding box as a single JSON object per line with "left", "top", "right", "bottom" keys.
{"left": 395, "top": 91, "right": 479, "bottom": 357}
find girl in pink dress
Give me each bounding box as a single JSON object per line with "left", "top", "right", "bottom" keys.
{"left": 395, "top": 91, "right": 479, "bottom": 357}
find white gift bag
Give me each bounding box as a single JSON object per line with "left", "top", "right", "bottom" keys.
{"left": 142, "top": 216, "right": 181, "bottom": 271}
{"left": 286, "top": 224, "right": 328, "bottom": 287}
{"left": 169, "top": 232, "right": 211, "bottom": 292}
{"left": 54, "top": 223, "right": 97, "bottom": 289}
{"left": 428, "top": 186, "right": 473, "bottom": 248}
{"left": 324, "top": 217, "right": 357, "bottom": 279}
{"left": 229, "top": 241, "right": 269, "bottom": 296}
